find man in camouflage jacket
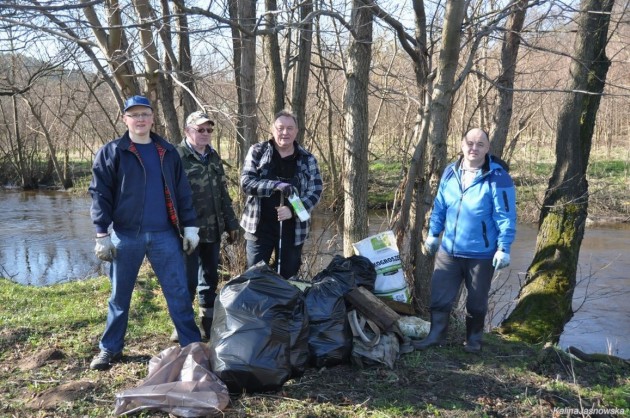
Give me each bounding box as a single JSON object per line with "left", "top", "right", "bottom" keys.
{"left": 175, "top": 111, "right": 239, "bottom": 340}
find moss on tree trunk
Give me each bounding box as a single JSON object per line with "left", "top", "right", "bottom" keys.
{"left": 499, "top": 202, "right": 585, "bottom": 343}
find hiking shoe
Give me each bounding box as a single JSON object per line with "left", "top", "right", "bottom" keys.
{"left": 90, "top": 350, "right": 122, "bottom": 370}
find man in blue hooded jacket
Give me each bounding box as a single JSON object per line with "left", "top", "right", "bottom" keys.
{"left": 416, "top": 128, "right": 517, "bottom": 353}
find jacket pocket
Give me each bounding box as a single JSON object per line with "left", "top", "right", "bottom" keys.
{"left": 481, "top": 221, "right": 489, "bottom": 248}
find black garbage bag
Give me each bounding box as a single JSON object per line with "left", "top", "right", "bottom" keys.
{"left": 316, "top": 254, "right": 376, "bottom": 292}
{"left": 312, "top": 255, "right": 356, "bottom": 294}
{"left": 344, "top": 255, "right": 377, "bottom": 291}
{"left": 209, "top": 262, "right": 309, "bottom": 393}
{"left": 304, "top": 275, "right": 352, "bottom": 368}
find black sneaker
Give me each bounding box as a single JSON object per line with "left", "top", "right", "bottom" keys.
{"left": 89, "top": 350, "right": 122, "bottom": 370}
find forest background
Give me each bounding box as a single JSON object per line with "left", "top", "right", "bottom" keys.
{"left": 0, "top": 0, "right": 629, "bottom": 344}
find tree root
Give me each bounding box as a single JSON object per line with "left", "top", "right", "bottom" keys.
{"left": 566, "top": 346, "right": 630, "bottom": 367}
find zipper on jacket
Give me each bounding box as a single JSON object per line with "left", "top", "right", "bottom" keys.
{"left": 451, "top": 194, "right": 464, "bottom": 255}
{"left": 128, "top": 145, "right": 147, "bottom": 237}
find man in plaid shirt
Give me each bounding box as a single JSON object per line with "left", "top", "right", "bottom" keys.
{"left": 240, "top": 109, "right": 323, "bottom": 279}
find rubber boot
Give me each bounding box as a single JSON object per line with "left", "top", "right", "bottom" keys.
{"left": 413, "top": 311, "right": 450, "bottom": 350}
{"left": 200, "top": 307, "right": 213, "bottom": 341}
{"left": 463, "top": 313, "right": 485, "bottom": 353}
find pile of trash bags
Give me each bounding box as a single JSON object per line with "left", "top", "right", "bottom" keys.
{"left": 211, "top": 256, "right": 376, "bottom": 392}
{"left": 115, "top": 251, "right": 423, "bottom": 416}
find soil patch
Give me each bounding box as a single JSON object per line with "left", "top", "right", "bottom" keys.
{"left": 26, "top": 380, "right": 97, "bottom": 410}
{"left": 18, "top": 348, "right": 65, "bottom": 371}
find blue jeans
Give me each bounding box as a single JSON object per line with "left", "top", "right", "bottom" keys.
{"left": 429, "top": 250, "right": 495, "bottom": 317}
{"left": 184, "top": 241, "right": 220, "bottom": 309}
{"left": 100, "top": 230, "right": 201, "bottom": 353}
{"left": 245, "top": 231, "right": 303, "bottom": 279}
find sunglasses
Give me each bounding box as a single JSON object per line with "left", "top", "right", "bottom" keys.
{"left": 189, "top": 126, "right": 214, "bottom": 134}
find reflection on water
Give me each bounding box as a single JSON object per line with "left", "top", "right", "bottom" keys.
{"left": 1, "top": 190, "right": 628, "bottom": 358}
{"left": 0, "top": 190, "right": 105, "bottom": 286}
{"left": 491, "top": 223, "right": 630, "bottom": 359}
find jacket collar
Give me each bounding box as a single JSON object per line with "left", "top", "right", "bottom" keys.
{"left": 118, "top": 131, "right": 173, "bottom": 151}
{"left": 455, "top": 154, "right": 491, "bottom": 174}
{"left": 266, "top": 139, "right": 308, "bottom": 157}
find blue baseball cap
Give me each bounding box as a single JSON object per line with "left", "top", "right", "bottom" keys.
{"left": 123, "top": 95, "right": 153, "bottom": 113}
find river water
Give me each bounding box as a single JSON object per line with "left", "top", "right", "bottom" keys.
{"left": 0, "top": 190, "right": 628, "bottom": 358}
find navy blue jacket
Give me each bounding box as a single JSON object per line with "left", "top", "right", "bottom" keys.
{"left": 89, "top": 131, "right": 197, "bottom": 235}
{"left": 428, "top": 155, "right": 517, "bottom": 258}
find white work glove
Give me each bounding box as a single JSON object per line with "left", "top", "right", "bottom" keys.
{"left": 94, "top": 235, "right": 116, "bottom": 262}
{"left": 182, "top": 227, "right": 200, "bottom": 255}
{"left": 492, "top": 250, "right": 510, "bottom": 270}
{"left": 424, "top": 236, "right": 440, "bottom": 256}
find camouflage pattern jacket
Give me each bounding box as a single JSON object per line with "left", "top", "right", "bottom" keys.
{"left": 176, "top": 140, "right": 239, "bottom": 243}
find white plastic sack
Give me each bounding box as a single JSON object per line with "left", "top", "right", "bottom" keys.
{"left": 352, "top": 231, "right": 410, "bottom": 303}
{"left": 114, "top": 343, "right": 229, "bottom": 417}
{"left": 397, "top": 315, "right": 431, "bottom": 339}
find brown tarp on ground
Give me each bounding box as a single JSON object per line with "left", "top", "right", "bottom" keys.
{"left": 114, "top": 342, "right": 229, "bottom": 417}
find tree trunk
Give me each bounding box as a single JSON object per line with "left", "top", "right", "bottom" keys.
{"left": 264, "top": 0, "right": 285, "bottom": 115}
{"left": 228, "top": 0, "right": 246, "bottom": 168}
{"left": 499, "top": 0, "right": 614, "bottom": 344}
{"left": 342, "top": 0, "right": 373, "bottom": 256}
{"left": 489, "top": 0, "right": 529, "bottom": 158}
{"left": 11, "top": 95, "right": 33, "bottom": 189}
{"left": 172, "top": 0, "right": 197, "bottom": 116}
{"left": 81, "top": 0, "right": 139, "bottom": 100}
{"left": 39, "top": 4, "right": 125, "bottom": 110}
{"left": 132, "top": 0, "right": 179, "bottom": 140}
{"left": 410, "top": 0, "right": 467, "bottom": 311}
{"left": 387, "top": 0, "right": 430, "bottom": 307}
{"left": 291, "top": 0, "right": 313, "bottom": 144}
{"left": 238, "top": 0, "right": 258, "bottom": 153}
{"left": 314, "top": 21, "right": 340, "bottom": 209}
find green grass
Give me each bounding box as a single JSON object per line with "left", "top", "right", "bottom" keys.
{"left": 588, "top": 160, "right": 629, "bottom": 178}
{"left": 367, "top": 160, "right": 403, "bottom": 208}
{"left": 0, "top": 270, "right": 172, "bottom": 361}
{"left": 1, "top": 273, "right": 629, "bottom": 417}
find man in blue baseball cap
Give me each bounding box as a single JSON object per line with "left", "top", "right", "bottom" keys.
{"left": 88, "top": 95, "right": 202, "bottom": 370}
{"left": 122, "top": 95, "right": 152, "bottom": 112}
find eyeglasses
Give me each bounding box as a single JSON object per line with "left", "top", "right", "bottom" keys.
{"left": 125, "top": 112, "right": 153, "bottom": 120}
{"left": 189, "top": 126, "right": 214, "bottom": 134}
{"left": 463, "top": 140, "right": 487, "bottom": 149}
